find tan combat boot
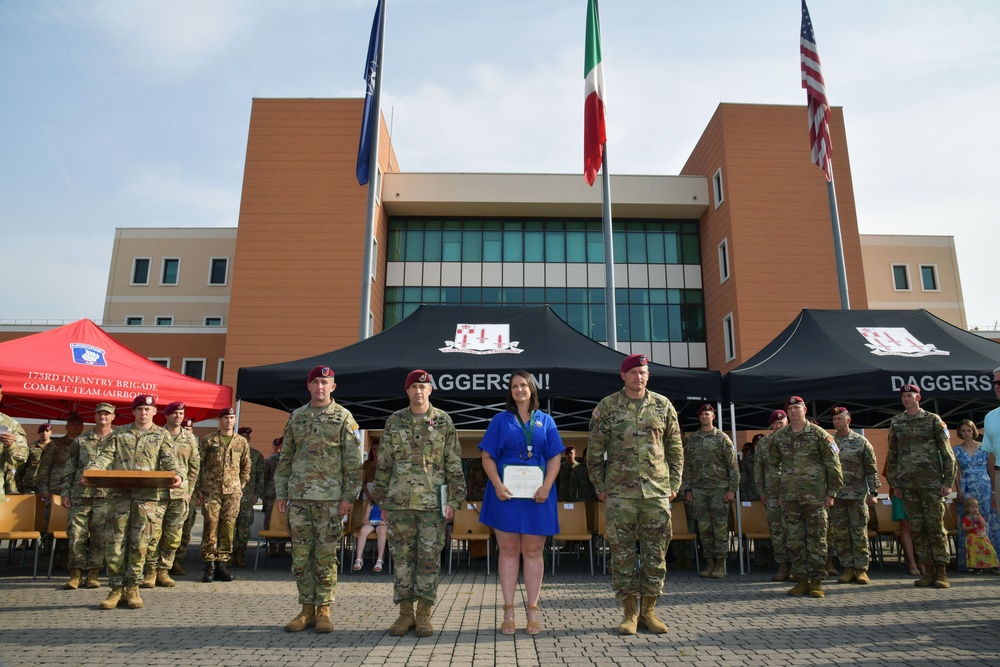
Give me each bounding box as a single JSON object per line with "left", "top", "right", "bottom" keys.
{"left": 617, "top": 596, "right": 639, "bottom": 635}
{"left": 99, "top": 586, "right": 124, "bottom": 610}
{"left": 234, "top": 549, "right": 247, "bottom": 568}
{"left": 156, "top": 569, "right": 176, "bottom": 587}
{"left": 314, "top": 605, "right": 334, "bottom": 633}
{"left": 64, "top": 568, "right": 82, "bottom": 590}
{"left": 710, "top": 558, "right": 726, "bottom": 578}
{"left": 125, "top": 585, "right": 144, "bottom": 609}
{"left": 825, "top": 557, "right": 838, "bottom": 576}
{"left": 389, "top": 600, "right": 416, "bottom": 636}
{"left": 84, "top": 568, "right": 101, "bottom": 589}
{"left": 415, "top": 600, "right": 434, "bottom": 637}
{"left": 638, "top": 596, "right": 669, "bottom": 634}
{"left": 700, "top": 557, "right": 715, "bottom": 578}
{"left": 169, "top": 561, "right": 186, "bottom": 576}
{"left": 140, "top": 567, "right": 156, "bottom": 589}
{"left": 808, "top": 579, "right": 825, "bottom": 598}
{"left": 837, "top": 566, "right": 856, "bottom": 584}
{"left": 284, "top": 604, "right": 316, "bottom": 632}
{"left": 933, "top": 563, "right": 951, "bottom": 589}
{"left": 786, "top": 577, "right": 810, "bottom": 596}
{"left": 854, "top": 568, "right": 870, "bottom": 585}
{"left": 914, "top": 560, "right": 936, "bottom": 587}
{"left": 772, "top": 562, "right": 790, "bottom": 582}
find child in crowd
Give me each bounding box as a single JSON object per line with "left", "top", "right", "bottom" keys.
{"left": 353, "top": 502, "right": 388, "bottom": 573}
{"left": 961, "top": 497, "right": 998, "bottom": 574}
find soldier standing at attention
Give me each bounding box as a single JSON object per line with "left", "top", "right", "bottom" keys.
{"left": 173, "top": 417, "right": 200, "bottom": 574}
{"left": 262, "top": 437, "right": 285, "bottom": 557}
{"left": 233, "top": 426, "right": 265, "bottom": 567}
{"left": 886, "top": 384, "right": 956, "bottom": 588}
{"left": 15, "top": 423, "right": 50, "bottom": 494}
{"left": 754, "top": 410, "right": 790, "bottom": 581}
{"left": 682, "top": 404, "right": 739, "bottom": 579}
{"left": 37, "top": 412, "right": 85, "bottom": 501}
{"left": 59, "top": 402, "right": 115, "bottom": 590}
{"left": 144, "top": 402, "right": 200, "bottom": 587}
{"left": 827, "top": 407, "right": 879, "bottom": 585}
{"left": 556, "top": 446, "right": 579, "bottom": 501}
{"left": 587, "top": 354, "right": 683, "bottom": 636}
{"left": 767, "top": 396, "right": 843, "bottom": 598}
{"left": 375, "top": 370, "right": 466, "bottom": 638}
{"left": 276, "top": 366, "right": 362, "bottom": 634}
{"left": 197, "top": 407, "right": 250, "bottom": 583}
{"left": 0, "top": 384, "right": 29, "bottom": 502}
{"left": 85, "top": 395, "right": 182, "bottom": 610}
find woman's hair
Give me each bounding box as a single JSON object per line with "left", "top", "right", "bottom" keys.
{"left": 963, "top": 496, "right": 980, "bottom": 511}
{"left": 505, "top": 370, "right": 540, "bottom": 412}
{"left": 957, "top": 419, "right": 980, "bottom": 439}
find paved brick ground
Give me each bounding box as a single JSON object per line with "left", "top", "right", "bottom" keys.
{"left": 2, "top": 544, "right": 999, "bottom": 666}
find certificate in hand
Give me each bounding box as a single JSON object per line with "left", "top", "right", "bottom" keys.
{"left": 502, "top": 465, "right": 544, "bottom": 499}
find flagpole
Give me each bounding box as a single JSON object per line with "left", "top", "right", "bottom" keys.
{"left": 359, "top": 0, "right": 386, "bottom": 341}
{"left": 600, "top": 147, "right": 617, "bottom": 349}
{"left": 826, "top": 161, "right": 850, "bottom": 309}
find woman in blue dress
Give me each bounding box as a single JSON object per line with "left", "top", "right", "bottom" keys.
{"left": 480, "top": 370, "right": 564, "bottom": 636}
{"left": 953, "top": 419, "right": 999, "bottom": 571}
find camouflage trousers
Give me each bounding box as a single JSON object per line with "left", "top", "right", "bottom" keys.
{"left": 899, "top": 488, "right": 949, "bottom": 565}
{"left": 606, "top": 496, "right": 672, "bottom": 601}
{"left": 201, "top": 492, "right": 241, "bottom": 563}
{"left": 828, "top": 498, "right": 870, "bottom": 569}
{"left": 234, "top": 497, "right": 256, "bottom": 552}
{"left": 146, "top": 497, "right": 189, "bottom": 570}
{"left": 177, "top": 499, "right": 200, "bottom": 555}
{"left": 66, "top": 496, "right": 110, "bottom": 570}
{"left": 763, "top": 496, "right": 788, "bottom": 564}
{"left": 287, "top": 500, "right": 343, "bottom": 606}
{"left": 691, "top": 487, "right": 731, "bottom": 559}
{"left": 386, "top": 509, "right": 446, "bottom": 605}
{"left": 104, "top": 495, "right": 160, "bottom": 587}
{"left": 781, "top": 499, "right": 828, "bottom": 580}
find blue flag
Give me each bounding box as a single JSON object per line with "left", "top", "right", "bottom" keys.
{"left": 356, "top": 0, "right": 382, "bottom": 186}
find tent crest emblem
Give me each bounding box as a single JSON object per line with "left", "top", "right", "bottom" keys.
{"left": 70, "top": 343, "right": 108, "bottom": 366}
{"left": 440, "top": 323, "right": 523, "bottom": 355}
{"left": 856, "top": 327, "right": 950, "bottom": 358}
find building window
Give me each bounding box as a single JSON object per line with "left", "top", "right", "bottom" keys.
{"left": 204, "top": 317, "right": 223, "bottom": 326}
{"left": 125, "top": 316, "right": 143, "bottom": 326}
{"left": 920, "top": 265, "right": 939, "bottom": 291}
{"left": 148, "top": 358, "right": 170, "bottom": 369}
{"left": 718, "top": 238, "right": 730, "bottom": 283}
{"left": 131, "top": 258, "right": 151, "bottom": 285}
{"left": 182, "top": 359, "right": 206, "bottom": 380}
{"left": 217, "top": 359, "right": 225, "bottom": 384}
{"left": 209, "top": 258, "right": 228, "bottom": 285}
{"left": 161, "top": 258, "right": 180, "bottom": 285}
{"left": 723, "top": 313, "right": 736, "bottom": 362}
{"left": 712, "top": 168, "right": 724, "bottom": 208}
{"left": 892, "top": 264, "right": 910, "bottom": 291}
{"left": 155, "top": 317, "right": 173, "bottom": 326}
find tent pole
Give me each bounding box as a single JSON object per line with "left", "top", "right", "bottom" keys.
{"left": 235, "top": 399, "right": 242, "bottom": 430}
{"left": 729, "top": 401, "right": 744, "bottom": 575}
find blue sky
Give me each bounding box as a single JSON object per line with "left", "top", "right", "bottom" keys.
{"left": 1, "top": 1, "right": 997, "bottom": 327}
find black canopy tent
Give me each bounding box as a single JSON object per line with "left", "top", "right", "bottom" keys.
{"left": 237, "top": 305, "right": 721, "bottom": 430}
{"left": 724, "top": 309, "right": 1000, "bottom": 429}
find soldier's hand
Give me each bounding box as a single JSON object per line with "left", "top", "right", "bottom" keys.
{"left": 685, "top": 491, "right": 693, "bottom": 502}
{"left": 760, "top": 494, "right": 767, "bottom": 503}
{"left": 443, "top": 505, "right": 455, "bottom": 521}
{"left": 723, "top": 490, "right": 735, "bottom": 503}
{"left": 597, "top": 492, "right": 607, "bottom": 502}
{"left": 39, "top": 492, "right": 51, "bottom": 501}
{"left": 61, "top": 496, "right": 71, "bottom": 509}
{"left": 940, "top": 485, "right": 952, "bottom": 497}
{"left": 170, "top": 475, "right": 183, "bottom": 489}
{"left": 0, "top": 432, "right": 13, "bottom": 446}
{"left": 338, "top": 499, "right": 353, "bottom": 516}
{"left": 668, "top": 490, "right": 677, "bottom": 502}
{"left": 825, "top": 496, "right": 835, "bottom": 508}
{"left": 277, "top": 499, "right": 287, "bottom": 513}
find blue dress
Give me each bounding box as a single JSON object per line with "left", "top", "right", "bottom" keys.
{"left": 479, "top": 410, "right": 565, "bottom": 536}
{"left": 954, "top": 445, "right": 1000, "bottom": 570}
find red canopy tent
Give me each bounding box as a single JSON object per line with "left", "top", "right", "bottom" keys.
{"left": 0, "top": 319, "right": 232, "bottom": 424}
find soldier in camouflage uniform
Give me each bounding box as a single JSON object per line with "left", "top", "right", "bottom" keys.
{"left": 143, "top": 402, "right": 200, "bottom": 587}
{"left": 682, "top": 404, "right": 739, "bottom": 578}
{"left": 754, "top": 410, "right": 790, "bottom": 580}
{"left": 768, "top": 396, "right": 843, "bottom": 598}
{"left": 37, "top": 412, "right": 84, "bottom": 501}
{"left": 0, "top": 385, "right": 29, "bottom": 502}
{"left": 14, "top": 423, "right": 50, "bottom": 494}
{"left": 375, "top": 369, "right": 466, "bottom": 638}
{"left": 556, "top": 446, "right": 579, "bottom": 501}
{"left": 197, "top": 406, "right": 250, "bottom": 583}
{"left": 59, "top": 403, "right": 114, "bottom": 590}
{"left": 86, "top": 395, "right": 182, "bottom": 610}
{"left": 827, "top": 407, "right": 879, "bottom": 585}
{"left": 739, "top": 440, "right": 759, "bottom": 502}
{"left": 233, "top": 426, "right": 265, "bottom": 567}
{"left": 588, "top": 354, "right": 682, "bottom": 636}
{"left": 262, "top": 437, "right": 285, "bottom": 557}
{"left": 173, "top": 417, "right": 200, "bottom": 575}
{"left": 886, "top": 384, "right": 956, "bottom": 589}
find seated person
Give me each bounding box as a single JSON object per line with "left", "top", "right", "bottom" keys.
{"left": 353, "top": 502, "right": 388, "bottom": 572}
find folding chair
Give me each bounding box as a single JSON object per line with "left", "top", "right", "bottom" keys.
{"left": 550, "top": 502, "right": 593, "bottom": 575}
{"left": 254, "top": 505, "right": 291, "bottom": 572}
{"left": 735, "top": 500, "right": 769, "bottom": 574}
{"left": 593, "top": 501, "right": 609, "bottom": 574}
{"left": 0, "top": 494, "right": 42, "bottom": 578}
{"left": 449, "top": 502, "right": 491, "bottom": 575}
{"left": 872, "top": 498, "right": 900, "bottom": 571}
{"left": 46, "top": 495, "right": 69, "bottom": 578}
{"left": 669, "top": 501, "right": 699, "bottom": 574}
{"left": 340, "top": 500, "right": 368, "bottom": 573}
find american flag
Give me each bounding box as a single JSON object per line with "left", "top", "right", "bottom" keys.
{"left": 800, "top": 0, "right": 832, "bottom": 182}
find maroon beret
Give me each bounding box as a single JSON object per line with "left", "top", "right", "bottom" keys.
{"left": 900, "top": 383, "right": 921, "bottom": 396}
{"left": 237, "top": 426, "right": 252, "bottom": 436}
{"left": 769, "top": 409, "right": 787, "bottom": 424}
{"left": 38, "top": 423, "right": 52, "bottom": 434}
{"left": 405, "top": 369, "right": 432, "bottom": 389}
{"left": 307, "top": 365, "right": 334, "bottom": 383}
{"left": 784, "top": 396, "right": 805, "bottom": 410}
{"left": 163, "top": 401, "right": 185, "bottom": 416}
{"left": 698, "top": 403, "right": 715, "bottom": 415}
{"left": 620, "top": 354, "right": 648, "bottom": 374}
{"left": 751, "top": 433, "right": 765, "bottom": 443}
{"left": 218, "top": 407, "right": 235, "bottom": 418}
{"left": 130, "top": 395, "right": 155, "bottom": 410}
{"left": 181, "top": 418, "right": 194, "bottom": 428}
{"left": 831, "top": 406, "right": 849, "bottom": 416}
{"left": 273, "top": 437, "right": 283, "bottom": 448}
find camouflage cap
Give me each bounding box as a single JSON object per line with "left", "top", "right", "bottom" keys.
{"left": 94, "top": 403, "right": 116, "bottom": 415}
{"left": 65, "top": 411, "right": 84, "bottom": 423}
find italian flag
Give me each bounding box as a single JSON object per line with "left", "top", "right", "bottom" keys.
{"left": 583, "top": 0, "right": 606, "bottom": 186}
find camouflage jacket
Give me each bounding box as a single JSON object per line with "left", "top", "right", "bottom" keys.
{"left": 557, "top": 460, "right": 579, "bottom": 501}
{"left": 87, "top": 423, "right": 180, "bottom": 501}
{"left": 767, "top": 422, "right": 843, "bottom": 503}
{"left": 197, "top": 432, "right": 250, "bottom": 497}
{"left": 739, "top": 455, "right": 760, "bottom": 500}
{"left": 753, "top": 435, "right": 777, "bottom": 499}
{"left": 886, "top": 408, "right": 956, "bottom": 489}
{"left": 587, "top": 389, "right": 684, "bottom": 500}
{"left": 35, "top": 435, "right": 74, "bottom": 496}
{"left": 240, "top": 448, "right": 265, "bottom": 502}
{"left": 275, "top": 401, "right": 363, "bottom": 503}
{"left": 60, "top": 429, "right": 112, "bottom": 499}
{"left": 834, "top": 430, "right": 880, "bottom": 500}
{"left": 681, "top": 427, "right": 739, "bottom": 492}
{"left": 1, "top": 412, "right": 28, "bottom": 499}
{"left": 164, "top": 429, "right": 201, "bottom": 501}
{"left": 263, "top": 452, "right": 280, "bottom": 502}
{"left": 572, "top": 458, "right": 599, "bottom": 501}
{"left": 374, "top": 403, "right": 466, "bottom": 511}
{"left": 15, "top": 439, "right": 48, "bottom": 492}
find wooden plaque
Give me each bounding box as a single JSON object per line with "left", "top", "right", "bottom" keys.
{"left": 83, "top": 470, "right": 176, "bottom": 489}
